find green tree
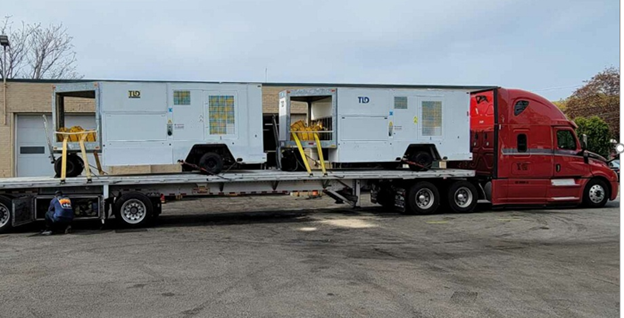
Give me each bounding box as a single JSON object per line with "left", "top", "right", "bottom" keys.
{"left": 574, "top": 116, "right": 612, "bottom": 158}
{"left": 565, "top": 67, "right": 619, "bottom": 137}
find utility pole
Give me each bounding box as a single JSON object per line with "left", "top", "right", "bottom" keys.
{"left": 0, "top": 34, "right": 9, "bottom": 126}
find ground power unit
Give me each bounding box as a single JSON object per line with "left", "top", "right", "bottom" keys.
{"left": 52, "top": 81, "right": 266, "bottom": 176}
{"left": 278, "top": 87, "right": 472, "bottom": 171}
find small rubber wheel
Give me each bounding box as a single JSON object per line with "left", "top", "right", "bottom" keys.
{"left": 280, "top": 150, "right": 300, "bottom": 172}
{"left": 409, "top": 151, "right": 433, "bottom": 171}
{"left": 54, "top": 155, "right": 84, "bottom": 177}
{"left": 405, "top": 181, "right": 440, "bottom": 215}
{"left": 447, "top": 181, "right": 478, "bottom": 213}
{"left": 114, "top": 192, "right": 153, "bottom": 228}
{"left": 583, "top": 179, "right": 609, "bottom": 208}
{"left": 0, "top": 196, "right": 12, "bottom": 234}
{"left": 199, "top": 152, "right": 224, "bottom": 174}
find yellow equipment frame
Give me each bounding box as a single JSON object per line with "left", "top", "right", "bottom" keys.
{"left": 55, "top": 130, "right": 97, "bottom": 184}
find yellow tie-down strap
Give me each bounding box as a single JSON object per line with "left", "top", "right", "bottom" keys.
{"left": 291, "top": 131, "right": 312, "bottom": 175}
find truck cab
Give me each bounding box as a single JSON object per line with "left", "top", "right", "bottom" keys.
{"left": 458, "top": 88, "right": 618, "bottom": 207}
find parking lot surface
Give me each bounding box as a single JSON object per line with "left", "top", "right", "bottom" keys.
{"left": 0, "top": 194, "right": 619, "bottom": 318}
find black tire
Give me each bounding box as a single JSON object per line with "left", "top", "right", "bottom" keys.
{"left": 405, "top": 181, "right": 440, "bottom": 215}
{"left": 408, "top": 151, "right": 433, "bottom": 172}
{"left": 582, "top": 178, "right": 609, "bottom": 208}
{"left": 446, "top": 181, "right": 478, "bottom": 213}
{"left": 113, "top": 192, "right": 153, "bottom": 228}
{"left": 0, "top": 195, "right": 12, "bottom": 234}
{"left": 199, "top": 152, "right": 224, "bottom": 174}
{"left": 54, "top": 154, "right": 84, "bottom": 178}
{"left": 280, "top": 150, "right": 300, "bottom": 172}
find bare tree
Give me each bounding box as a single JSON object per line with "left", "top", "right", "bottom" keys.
{"left": 0, "top": 16, "right": 82, "bottom": 79}
{"left": 0, "top": 17, "right": 31, "bottom": 79}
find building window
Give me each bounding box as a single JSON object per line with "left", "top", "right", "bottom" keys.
{"left": 173, "top": 90, "right": 191, "bottom": 105}
{"left": 514, "top": 100, "right": 529, "bottom": 116}
{"left": 394, "top": 96, "right": 407, "bottom": 109}
{"left": 557, "top": 130, "right": 576, "bottom": 150}
{"left": 20, "top": 146, "right": 45, "bottom": 154}
{"left": 209, "top": 95, "right": 235, "bottom": 135}
{"left": 422, "top": 101, "right": 442, "bottom": 136}
{"left": 517, "top": 134, "right": 527, "bottom": 153}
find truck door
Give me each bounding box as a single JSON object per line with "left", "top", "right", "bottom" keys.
{"left": 12, "top": 196, "right": 36, "bottom": 227}
{"left": 549, "top": 127, "right": 588, "bottom": 201}
{"left": 501, "top": 127, "right": 553, "bottom": 204}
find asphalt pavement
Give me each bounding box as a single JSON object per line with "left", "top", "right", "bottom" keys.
{"left": 0, "top": 194, "right": 619, "bottom": 318}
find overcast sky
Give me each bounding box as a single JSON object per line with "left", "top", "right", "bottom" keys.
{"left": 4, "top": 0, "right": 619, "bottom": 100}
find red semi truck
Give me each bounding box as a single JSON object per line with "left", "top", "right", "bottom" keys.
{"left": 0, "top": 84, "right": 618, "bottom": 232}
{"left": 454, "top": 87, "right": 618, "bottom": 207}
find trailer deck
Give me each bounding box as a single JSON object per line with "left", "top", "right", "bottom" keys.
{"left": 0, "top": 168, "right": 476, "bottom": 232}
{"left": 0, "top": 169, "right": 474, "bottom": 189}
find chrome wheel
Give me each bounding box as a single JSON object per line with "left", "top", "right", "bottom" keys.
{"left": 454, "top": 186, "right": 474, "bottom": 208}
{"left": 120, "top": 199, "right": 146, "bottom": 224}
{"left": 0, "top": 203, "right": 9, "bottom": 228}
{"left": 588, "top": 184, "right": 605, "bottom": 204}
{"left": 415, "top": 188, "right": 434, "bottom": 209}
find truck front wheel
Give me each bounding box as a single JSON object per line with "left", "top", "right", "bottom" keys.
{"left": 583, "top": 179, "right": 609, "bottom": 208}
{"left": 114, "top": 192, "right": 153, "bottom": 228}
{"left": 405, "top": 181, "right": 440, "bottom": 215}
{"left": 447, "top": 181, "right": 478, "bottom": 213}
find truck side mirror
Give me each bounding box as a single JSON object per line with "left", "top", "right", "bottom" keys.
{"left": 581, "top": 134, "right": 588, "bottom": 150}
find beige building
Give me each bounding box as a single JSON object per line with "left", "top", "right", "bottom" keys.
{"left": 0, "top": 80, "right": 313, "bottom": 178}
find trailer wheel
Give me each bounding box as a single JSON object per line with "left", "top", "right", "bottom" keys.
{"left": 408, "top": 151, "right": 433, "bottom": 172}
{"left": 114, "top": 192, "right": 153, "bottom": 227}
{"left": 582, "top": 178, "right": 609, "bottom": 208}
{"left": 54, "top": 154, "right": 84, "bottom": 178}
{"left": 405, "top": 181, "right": 440, "bottom": 215}
{"left": 199, "top": 152, "right": 224, "bottom": 174}
{"left": 0, "top": 196, "right": 12, "bottom": 234}
{"left": 447, "top": 181, "right": 478, "bottom": 213}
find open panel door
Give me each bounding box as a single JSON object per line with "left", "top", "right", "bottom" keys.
{"left": 12, "top": 196, "right": 35, "bottom": 227}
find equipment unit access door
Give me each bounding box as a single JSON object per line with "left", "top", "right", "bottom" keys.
{"left": 171, "top": 89, "right": 204, "bottom": 141}
{"left": 205, "top": 92, "right": 238, "bottom": 140}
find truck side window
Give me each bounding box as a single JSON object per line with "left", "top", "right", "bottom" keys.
{"left": 514, "top": 100, "right": 529, "bottom": 116}
{"left": 517, "top": 134, "right": 527, "bottom": 153}
{"left": 556, "top": 130, "right": 576, "bottom": 150}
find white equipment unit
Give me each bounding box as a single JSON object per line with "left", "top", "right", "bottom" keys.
{"left": 278, "top": 87, "right": 472, "bottom": 165}
{"left": 52, "top": 81, "right": 266, "bottom": 173}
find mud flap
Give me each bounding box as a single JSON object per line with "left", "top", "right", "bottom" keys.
{"left": 394, "top": 188, "right": 407, "bottom": 213}
{"left": 12, "top": 196, "right": 35, "bottom": 227}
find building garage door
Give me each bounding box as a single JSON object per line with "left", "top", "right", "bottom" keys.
{"left": 16, "top": 115, "right": 97, "bottom": 177}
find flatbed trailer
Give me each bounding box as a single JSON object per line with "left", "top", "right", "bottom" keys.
{"left": 0, "top": 168, "right": 477, "bottom": 232}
